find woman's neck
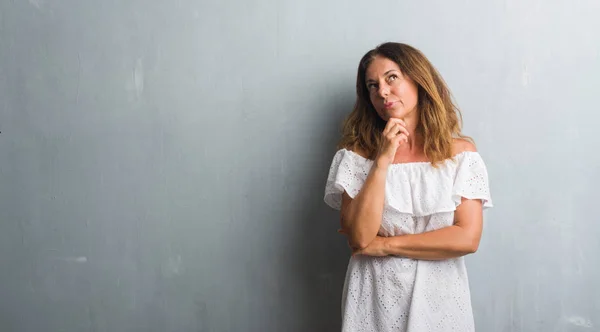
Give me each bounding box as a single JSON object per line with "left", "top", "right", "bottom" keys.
{"left": 395, "top": 116, "right": 425, "bottom": 160}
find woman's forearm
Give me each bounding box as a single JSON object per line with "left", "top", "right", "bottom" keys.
{"left": 383, "top": 225, "right": 480, "bottom": 260}
{"left": 342, "top": 164, "right": 388, "bottom": 249}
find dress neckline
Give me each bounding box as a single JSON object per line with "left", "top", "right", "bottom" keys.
{"left": 341, "top": 148, "right": 475, "bottom": 168}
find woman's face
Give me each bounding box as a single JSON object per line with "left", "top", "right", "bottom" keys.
{"left": 365, "top": 55, "right": 419, "bottom": 122}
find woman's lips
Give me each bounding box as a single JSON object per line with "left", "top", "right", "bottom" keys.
{"left": 384, "top": 101, "right": 397, "bottom": 109}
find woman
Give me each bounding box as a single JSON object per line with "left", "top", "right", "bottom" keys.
{"left": 324, "top": 42, "right": 493, "bottom": 331}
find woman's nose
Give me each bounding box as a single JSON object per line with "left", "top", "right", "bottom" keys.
{"left": 378, "top": 84, "right": 390, "bottom": 98}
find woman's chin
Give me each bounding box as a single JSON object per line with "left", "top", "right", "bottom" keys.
{"left": 383, "top": 110, "right": 408, "bottom": 120}
{"left": 390, "top": 107, "right": 417, "bottom": 120}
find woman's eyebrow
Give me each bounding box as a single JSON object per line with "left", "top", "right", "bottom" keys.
{"left": 366, "top": 70, "right": 399, "bottom": 82}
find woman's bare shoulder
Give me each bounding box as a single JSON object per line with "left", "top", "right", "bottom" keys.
{"left": 452, "top": 138, "right": 477, "bottom": 155}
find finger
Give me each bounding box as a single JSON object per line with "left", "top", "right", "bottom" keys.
{"left": 382, "top": 120, "right": 395, "bottom": 136}
{"left": 387, "top": 117, "right": 407, "bottom": 127}
{"left": 386, "top": 123, "right": 401, "bottom": 139}
{"left": 383, "top": 118, "right": 406, "bottom": 135}
{"left": 395, "top": 125, "right": 410, "bottom": 137}
{"left": 393, "top": 134, "right": 408, "bottom": 145}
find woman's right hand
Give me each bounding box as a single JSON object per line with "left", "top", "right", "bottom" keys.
{"left": 375, "top": 118, "right": 409, "bottom": 168}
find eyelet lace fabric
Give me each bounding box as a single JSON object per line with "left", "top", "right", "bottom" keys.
{"left": 324, "top": 149, "right": 493, "bottom": 332}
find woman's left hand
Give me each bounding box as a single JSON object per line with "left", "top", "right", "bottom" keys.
{"left": 352, "top": 236, "right": 389, "bottom": 257}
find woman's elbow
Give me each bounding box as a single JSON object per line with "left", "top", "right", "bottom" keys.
{"left": 464, "top": 238, "right": 480, "bottom": 254}
{"left": 348, "top": 232, "right": 376, "bottom": 250}
{"left": 344, "top": 223, "right": 377, "bottom": 250}
{"left": 350, "top": 237, "right": 371, "bottom": 251}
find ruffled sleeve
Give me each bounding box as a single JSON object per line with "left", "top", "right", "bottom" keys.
{"left": 452, "top": 152, "right": 493, "bottom": 209}
{"left": 323, "top": 149, "right": 370, "bottom": 210}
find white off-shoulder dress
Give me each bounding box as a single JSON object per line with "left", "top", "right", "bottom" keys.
{"left": 324, "top": 149, "right": 493, "bottom": 332}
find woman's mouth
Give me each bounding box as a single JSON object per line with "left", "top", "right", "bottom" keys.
{"left": 384, "top": 101, "right": 397, "bottom": 109}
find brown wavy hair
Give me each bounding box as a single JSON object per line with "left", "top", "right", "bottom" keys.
{"left": 338, "top": 42, "right": 472, "bottom": 166}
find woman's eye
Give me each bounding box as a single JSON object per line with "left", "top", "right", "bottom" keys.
{"left": 388, "top": 75, "right": 398, "bottom": 82}
{"left": 367, "top": 83, "right": 377, "bottom": 90}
